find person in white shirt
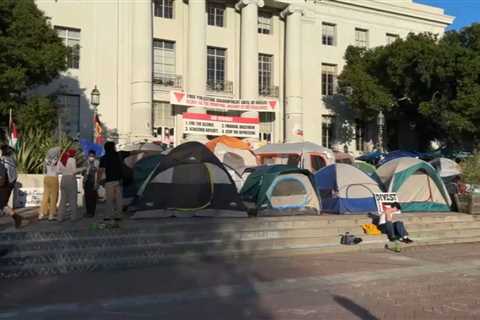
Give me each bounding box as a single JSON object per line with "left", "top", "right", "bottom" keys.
{"left": 39, "top": 147, "right": 60, "bottom": 221}
{"left": 376, "top": 202, "right": 413, "bottom": 252}
{"left": 0, "top": 145, "right": 22, "bottom": 228}
{"left": 57, "top": 149, "right": 81, "bottom": 221}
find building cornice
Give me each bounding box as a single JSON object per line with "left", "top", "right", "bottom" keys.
{"left": 235, "top": 0, "right": 265, "bottom": 11}
{"left": 325, "top": 0, "right": 454, "bottom": 26}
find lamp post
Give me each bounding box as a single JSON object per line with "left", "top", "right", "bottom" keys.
{"left": 377, "top": 110, "right": 385, "bottom": 152}
{"left": 90, "top": 86, "right": 100, "bottom": 142}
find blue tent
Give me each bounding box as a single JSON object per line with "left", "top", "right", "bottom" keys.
{"left": 356, "top": 151, "right": 385, "bottom": 165}
{"left": 377, "top": 150, "right": 420, "bottom": 166}
{"left": 313, "top": 164, "right": 383, "bottom": 214}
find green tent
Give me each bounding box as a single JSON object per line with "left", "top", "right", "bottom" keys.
{"left": 240, "top": 165, "right": 320, "bottom": 214}
{"left": 376, "top": 157, "right": 451, "bottom": 212}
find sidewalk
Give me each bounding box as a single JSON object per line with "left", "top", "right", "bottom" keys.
{"left": 1, "top": 243, "right": 480, "bottom": 319}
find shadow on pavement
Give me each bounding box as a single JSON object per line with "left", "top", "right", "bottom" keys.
{"left": 333, "top": 295, "right": 379, "bottom": 320}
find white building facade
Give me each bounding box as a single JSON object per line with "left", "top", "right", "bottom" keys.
{"left": 35, "top": 0, "right": 453, "bottom": 152}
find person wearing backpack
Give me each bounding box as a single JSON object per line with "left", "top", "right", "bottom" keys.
{"left": 0, "top": 145, "right": 22, "bottom": 228}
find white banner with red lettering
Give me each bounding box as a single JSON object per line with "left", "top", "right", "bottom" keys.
{"left": 171, "top": 91, "right": 277, "bottom": 113}
{"left": 183, "top": 113, "right": 259, "bottom": 138}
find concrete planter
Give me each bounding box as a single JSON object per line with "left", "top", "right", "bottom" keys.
{"left": 456, "top": 193, "right": 480, "bottom": 215}
{"left": 12, "top": 174, "right": 84, "bottom": 209}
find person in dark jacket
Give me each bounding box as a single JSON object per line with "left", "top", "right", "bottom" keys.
{"left": 83, "top": 150, "right": 99, "bottom": 217}
{"left": 0, "top": 145, "right": 22, "bottom": 228}
{"left": 98, "top": 141, "right": 123, "bottom": 221}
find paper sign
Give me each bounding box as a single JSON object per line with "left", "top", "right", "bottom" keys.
{"left": 374, "top": 193, "right": 399, "bottom": 214}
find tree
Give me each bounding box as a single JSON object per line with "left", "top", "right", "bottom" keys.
{"left": 0, "top": 0, "right": 67, "bottom": 129}
{"left": 338, "top": 26, "right": 480, "bottom": 148}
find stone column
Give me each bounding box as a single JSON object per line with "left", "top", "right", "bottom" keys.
{"left": 281, "top": 6, "right": 303, "bottom": 143}
{"left": 130, "top": 0, "right": 153, "bottom": 140}
{"left": 184, "top": 0, "right": 207, "bottom": 142}
{"left": 187, "top": 0, "right": 206, "bottom": 96}
{"left": 236, "top": 0, "right": 263, "bottom": 100}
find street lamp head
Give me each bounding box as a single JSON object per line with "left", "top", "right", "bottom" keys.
{"left": 377, "top": 110, "right": 385, "bottom": 127}
{"left": 90, "top": 85, "right": 100, "bottom": 107}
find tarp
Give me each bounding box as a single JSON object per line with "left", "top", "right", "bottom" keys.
{"left": 376, "top": 157, "right": 451, "bottom": 212}
{"left": 378, "top": 150, "right": 420, "bottom": 166}
{"left": 314, "top": 164, "right": 383, "bottom": 214}
{"left": 356, "top": 151, "right": 385, "bottom": 165}
{"left": 240, "top": 165, "right": 320, "bottom": 214}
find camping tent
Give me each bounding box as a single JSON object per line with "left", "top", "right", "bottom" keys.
{"left": 314, "top": 164, "right": 383, "bottom": 214}
{"left": 123, "top": 154, "right": 167, "bottom": 200}
{"left": 429, "top": 158, "right": 462, "bottom": 178}
{"left": 240, "top": 165, "right": 320, "bottom": 216}
{"left": 255, "top": 142, "right": 335, "bottom": 173}
{"left": 134, "top": 142, "right": 247, "bottom": 217}
{"left": 354, "top": 161, "right": 376, "bottom": 175}
{"left": 376, "top": 157, "right": 451, "bottom": 212}
{"left": 334, "top": 151, "right": 354, "bottom": 164}
{"left": 206, "top": 136, "right": 258, "bottom": 190}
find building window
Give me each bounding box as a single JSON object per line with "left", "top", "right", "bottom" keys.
{"left": 355, "top": 119, "right": 365, "bottom": 152}
{"left": 154, "top": 0, "right": 174, "bottom": 19}
{"left": 207, "top": 2, "right": 225, "bottom": 27}
{"left": 258, "top": 12, "right": 273, "bottom": 34}
{"left": 259, "top": 54, "right": 273, "bottom": 96}
{"left": 322, "top": 23, "right": 336, "bottom": 46}
{"left": 322, "top": 115, "right": 334, "bottom": 149}
{"left": 153, "top": 39, "right": 176, "bottom": 86}
{"left": 259, "top": 112, "right": 274, "bottom": 143}
{"left": 321, "top": 64, "right": 337, "bottom": 96}
{"left": 386, "top": 33, "right": 399, "bottom": 45}
{"left": 153, "top": 101, "right": 175, "bottom": 146}
{"left": 355, "top": 28, "right": 369, "bottom": 48}
{"left": 55, "top": 27, "right": 80, "bottom": 69}
{"left": 207, "top": 47, "right": 226, "bottom": 91}
{"left": 57, "top": 95, "right": 80, "bottom": 137}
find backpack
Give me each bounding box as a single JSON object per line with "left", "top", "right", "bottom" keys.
{"left": 0, "top": 160, "right": 8, "bottom": 187}
{"left": 340, "top": 232, "right": 363, "bottom": 245}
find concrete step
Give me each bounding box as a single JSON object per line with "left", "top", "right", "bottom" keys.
{"left": 1, "top": 232, "right": 479, "bottom": 279}
{"left": 1, "top": 213, "right": 477, "bottom": 242}
{"left": 2, "top": 225, "right": 480, "bottom": 267}
{"left": 2, "top": 220, "right": 480, "bottom": 254}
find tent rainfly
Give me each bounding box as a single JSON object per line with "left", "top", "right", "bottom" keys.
{"left": 314, "top": 164, "right": 383, "bottom": 214}
{"left": 134, "top": 142, "right": 247, "bottom": 217}
{"left": 240, "top": 165, "right": 320, "bottom": 216}
{"left": 255, "top": 142, "right": 335, "bottom": 173}
{"left": 376, "top": 157, "right": 452, "bottom": 212}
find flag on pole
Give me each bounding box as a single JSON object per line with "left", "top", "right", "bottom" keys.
{"left": 8, "top": 109, "right": 17, "bottom": 148}
{"left": 94, "top": 114, "right": 105, "bottom": 144}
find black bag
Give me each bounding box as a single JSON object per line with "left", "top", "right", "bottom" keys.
{"left": 340, "top": 232, "right": 363, "bottom": 245}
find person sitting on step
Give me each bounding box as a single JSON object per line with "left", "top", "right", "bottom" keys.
{"left": 374, "top": 202, "right": 414, "bottom": 250}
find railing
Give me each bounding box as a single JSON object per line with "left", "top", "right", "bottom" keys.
{"left": 207, "top": 80, "right": 233, "bottom": 94}
{"left": 153, "top": 73, "right": 183, "bottom": 88}
{"left": 259, "top": 85, "right": 279, "bottom": 97}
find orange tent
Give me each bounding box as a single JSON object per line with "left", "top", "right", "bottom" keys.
{"left": 206, "top": 136, "right": 252, "bottom": 151}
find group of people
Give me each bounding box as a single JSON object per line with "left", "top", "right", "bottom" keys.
{"left": 0, "top": 141, "right": 124, "bottom": 229}
{"left": 38, "top": 141, "right": 124, "bottom": 224}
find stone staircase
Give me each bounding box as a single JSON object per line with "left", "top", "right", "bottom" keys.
{"left": 0, "top": 212, "right": 479, "bottom": 279}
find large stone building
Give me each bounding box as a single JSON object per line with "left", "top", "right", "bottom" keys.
{"left": 35, "top": 0, "right": 453, "bottom": 152}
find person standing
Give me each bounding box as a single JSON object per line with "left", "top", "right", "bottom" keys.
{"left": 0, "top": 145, "right": 22, "bottom": 228}
{"left": 39, "top": 148, "right": 60, "bottom": 221}
{"left": 83, "top": 150, "right": 99, "bottom": 217}
{"left": 57, "top": 149, "right": 81, "bottom": 221}
{"left": 98, "top": 141, "right": 123, "bottom": 221}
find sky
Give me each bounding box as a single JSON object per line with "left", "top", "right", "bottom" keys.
{"left": 416, "top": 0, "right": 480, "bottom": 30}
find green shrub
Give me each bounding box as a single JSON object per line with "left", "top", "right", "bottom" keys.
{"left": 460, "top": 153, "right": 480, "bottom": 185}
{"left": 15, "top": 127, "right": 77, "bottom": 174}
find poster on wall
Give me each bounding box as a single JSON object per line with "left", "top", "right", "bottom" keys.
{"left": 183, "top": 113, "right": 259, "bottom": 138}
{"left": 171, "top": 91, "right": 278, "bottom": 113}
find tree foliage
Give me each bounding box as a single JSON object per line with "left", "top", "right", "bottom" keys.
{"left": 338, "top": 24, "right": 480, "bottom": 146}
{"left": 0, "top": 0, "right": 67, "bottom": 128}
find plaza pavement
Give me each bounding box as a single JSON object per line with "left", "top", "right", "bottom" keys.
{"left": 1, "top": 242, "right": 480, "bottom": 319}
